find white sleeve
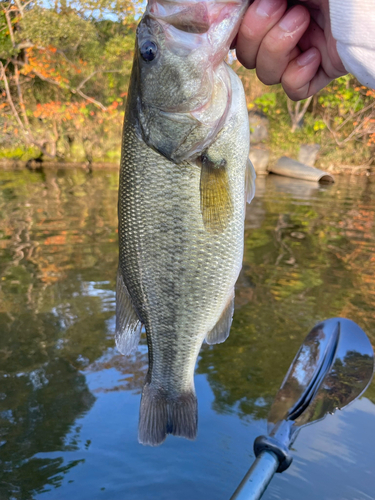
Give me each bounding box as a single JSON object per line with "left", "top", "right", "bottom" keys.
{"left": 329, "top": 0, "right": 375, "bottom": 89}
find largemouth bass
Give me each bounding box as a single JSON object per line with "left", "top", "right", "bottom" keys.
{"left": 116, "top": 0, "right": 255, "bottom": 446}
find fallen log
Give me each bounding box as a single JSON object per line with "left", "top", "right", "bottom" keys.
{"left": 269, "top": 157, "right": 334, "bottom": 183}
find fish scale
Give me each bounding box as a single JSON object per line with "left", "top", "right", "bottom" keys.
{"left": 116, "top": 0, "right": 254, "bottom": 446}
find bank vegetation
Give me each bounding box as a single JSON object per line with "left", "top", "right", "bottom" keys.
{"left": 1, "top": 0, "right": 374, "bottom": 168}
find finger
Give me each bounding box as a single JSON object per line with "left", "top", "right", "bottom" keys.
{"left": 298, "top": 18, "right": 346, "bottom": 77}
{"left": 236, "top": 0, "right": 288, "bottom": 70}
{"left": 281, "top": 18, "right": 347, "bottom": 100}
{"left": 256, "top": 5, "right": 311, "bottom": 85}
{"left": 281, "top": 47, "right": 325, "bottom": 100}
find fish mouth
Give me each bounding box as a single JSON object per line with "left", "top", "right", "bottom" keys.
{"left": 149, "top": 1, "right": 211, "bottom": 33}
{"left": 147, "top": 0, "right": 247, "bottom": 43}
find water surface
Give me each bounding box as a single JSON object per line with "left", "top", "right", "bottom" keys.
{"left": 1, "top": 169, "right": 374, "bottom": 500}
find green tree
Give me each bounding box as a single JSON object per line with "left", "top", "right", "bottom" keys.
{"left": 0, "top": 0, "right": 137, "bottom": 162}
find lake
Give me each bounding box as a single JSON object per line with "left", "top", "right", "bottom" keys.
{"left": 0, "top": 168, "right": 374, "bottom": 500}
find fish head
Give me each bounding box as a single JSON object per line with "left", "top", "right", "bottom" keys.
{"left": 135, "top": 11, "right": 212, "bottom": 114}
{"left": 132, "top": 0, "right": 248, "bottom": 162}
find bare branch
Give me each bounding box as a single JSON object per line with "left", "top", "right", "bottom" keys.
{"left": 21, "top": 0, "right": 33, "bottom": 10}
{"left": 14, "top": 0, "right": 26, "bottom": 17}
{"left": 0, "top": 61, "right": 27, "bottom": 134}
{"left": 287, "top": 96, "right": 312, "bottom": 133}
{"left": 323, "top": 114, "right": 374, "bottom": 147}
{"left": 76, "top": 70, "right": 123, "bottom": 91}
{"left": 71, "top": 87, "right": 107, "bottom": 110}
{"left": 3, "top": 7, "right": 16, "bottom": 48}
{"left": 323, "top": 117, "right": 347, "bottom": 147}
{"left": 72, "top": 32, "right": 85, "bottom": 52}
{"left": 15, "top": 41, "right": 35, "bottom": 50}
{"left": 340, "top": 121, "right": 370, "bottom": 145}
{"left": 12, "top": 58, "right": 109, "bottom": 110}
{"left": 1, "top": 61, "right": 56, "bottom": 157}
{"left": 298, "top": 96, "right": 313, "bottom": 123}
{"left": 335, "top": 101, "right": 375, "bottom": 131}
{"left": 14, "top": 63, "right": 31, "bottom": 129}
{"left": 295, "top": 100, "right": 301, "bottom": 117}
{"left": 76, "top": 70, "right": 99, "bottom": 91}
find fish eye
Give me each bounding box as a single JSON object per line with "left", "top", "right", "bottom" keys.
{"left": 140, "top": 41, "right": 158, "bottom": 62}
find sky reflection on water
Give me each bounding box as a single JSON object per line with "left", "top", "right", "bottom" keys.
{"left": 0, "top": 169, "right": 375, "bottom": 500}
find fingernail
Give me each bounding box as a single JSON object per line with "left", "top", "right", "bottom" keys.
{"left": 256, "top": 0, "right": 281, "bottom": 18}
{"left": 279, "top": 12, "right": 301, "bottom": 32}
{"left": 296, "top": 49, "right": 318, "bottom": 67}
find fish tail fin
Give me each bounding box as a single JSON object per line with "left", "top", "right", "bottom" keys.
{"left": 138, "top": 383, "right": 168, "bottom": 446}
{"left": 138, "top": 383, "right": 197, "bottom": 446}
{"left": 168, "top": 391, "right": 197, "bottom": 440}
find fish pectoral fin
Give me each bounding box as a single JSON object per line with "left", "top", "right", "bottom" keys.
{"left": 115, "top": 267, "right": 142, "bottom": 355}
{"left": 200, "top": 153, "right": 233, "bottom": 233}
{"left": 246, "top": 158, "right": 256, "bottom": 205}
{"left": 205, "top": 291, "right": 235, "bottom": 345}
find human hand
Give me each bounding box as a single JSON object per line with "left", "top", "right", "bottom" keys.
{"left": 235, "top": 0, "right": 347, "bottom": 100}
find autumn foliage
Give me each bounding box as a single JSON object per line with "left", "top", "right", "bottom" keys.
{"left": 0, "top": 0, "right": 136, "bottom": 163}
{"left": 0, "top": 0, "right": 374, "bottom": 165}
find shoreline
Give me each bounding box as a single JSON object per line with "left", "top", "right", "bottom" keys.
{"left": 0, "top": 159, "right": 372, "bottom": 176}
{"left": 0, "top": 160, "right": 120, "bottom": 171}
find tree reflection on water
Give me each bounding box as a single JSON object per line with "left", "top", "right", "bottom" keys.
{"left": 198, "top": 175, "right": 375, "bottom": 419}
{"left": 0, "top": 356, "right": 93, "bottom": 499}
{"left": 1, "top": 169, "right": 375, "bottom": 498}
{"left": 0, "top": 169, "right": 119, "bottom": 499}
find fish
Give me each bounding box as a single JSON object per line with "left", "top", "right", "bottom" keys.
{"left": 116, "top": 0, "right": 255, "bottom": 446}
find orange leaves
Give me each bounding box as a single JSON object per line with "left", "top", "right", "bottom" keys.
{"left": 21, "top": 47, "right": 70, "bottom": 85}
{"left": 362, "top": 116, "right": 375, "bottom": 146}
{"left": 106, "top": 99, "right": 123, "bottom": 115}
{"left": 320, "top": 76, "right": 375, "bottom": 149}
{"left": 108, "top": 100, "right": 119, "bottom": 110}
{"left": 43, "top": 232, "right": 67, "bottom": 246}
{"left": 33, "top": 101, "right": 88, "bottom": 121}
{"left": 30, "top": 95, "right": 124, "bottom": 131}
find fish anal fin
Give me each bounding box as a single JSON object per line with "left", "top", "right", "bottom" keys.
{"left": 246, "top": 158, "right": 256, "bottom": 205}
{"left": 205, "top": 291, "right": 235, "bottom": 345}
{"left": 200, "top": 153, "right": 233, "bottom": 233}
{"left": 116, "top": 267, "right": 142, "bottom": 355}
{"left": 138, "top": 383, "right": 197, "bottom": 446}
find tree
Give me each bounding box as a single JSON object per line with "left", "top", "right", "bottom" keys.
{"left": 319, "top": 77, "right": 375, "bottom": 151}
{"left": 0, "top": 0, "right": 137, "bottom": 161}
{"left": 287, "top": 96, "right": 313, "bottom": 133}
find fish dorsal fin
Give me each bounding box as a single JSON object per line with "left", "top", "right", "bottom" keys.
{"left": 246, "top": 158, "right": 256, "bottom": 205}
{"left": 116, "top": 267, "right": 142, "bottom": 355}
{"left": 205, "top": 291, "right": 235, "bottom": 345}
{"left": 200, "top": 154, "right": 233, "bottom": 233}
